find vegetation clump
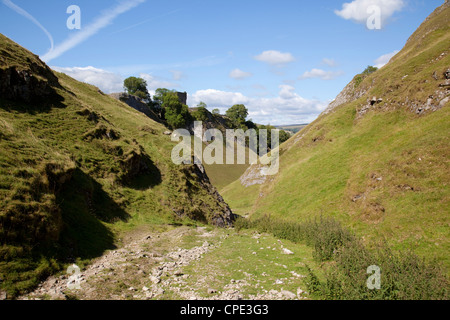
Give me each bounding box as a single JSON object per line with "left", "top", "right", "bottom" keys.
{"left": 235, "top": 215, "right": 449, "bottom": 300}
{"left": 354, "top": 65, "right": 378, "bottom": 87}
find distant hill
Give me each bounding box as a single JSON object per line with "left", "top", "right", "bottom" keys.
{"left": 222, "top": 1, "right": 450, "bottom": 268}
{"left": 275, "top": 124, "right": 309, "bottom": 134}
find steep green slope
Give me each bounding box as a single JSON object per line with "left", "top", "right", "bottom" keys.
{"left": 0, "top": 34, "right": 233, "bottom": 296}
{"left": 222, "top": 2, "right": 450, "bottom": 267}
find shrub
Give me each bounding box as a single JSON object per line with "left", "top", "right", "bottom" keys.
{"left": 162, "top": 92, "right": 192, "bottom": 129}
{"left": 354, "top": 76, "right": 363, "bottom": 88}
{"left": 192, "top": 106, "right": 209, "bottom": 122}
{"left": 236, "top": 215, "right": 450, "bottom": 300}
{"left": 362, "top": 65, "right": 378, "bottom": 75}
{"left": 321, "top": 241, "right": 450, "bottom": 300}
{"left": 354, "top": 66, "right": 377, "bottom": 88}
{"left": 242, "top": 215, "right": 354, "bottom": 261}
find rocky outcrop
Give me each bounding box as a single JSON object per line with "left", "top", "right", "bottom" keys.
{"left": 0, "top": 33, "right": 60, "bottom": 103}
{"left": 187, "top": 109, "right": 234, "bottom": 141}
{"left": 239, "top": 164, "right": 268, "bottom": 187}
{"left": 322, "top": 78, "right": 368, "bottom": 115}
{"left": 0, "top": 64, "right": 59, "bottom": 103}
{"left": 184, "top": 163, "right": 236, "bottom": 227}
{"left": 357, "top": 96, "right": 385, "bottom": 117}
{"left": 109, "top": 92, "right": 161, "bottom": 123}
{"left": 444, "top": 68, "right": 450, "bottom": 79}
{"left": 119, "top": 146, "right": 153, "bottom": 183}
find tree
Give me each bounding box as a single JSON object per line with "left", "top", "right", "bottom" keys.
{"left": 245, "top": 120, "right": 257, "bottom": 130}
{"left": 162, "top": 92, "right": 191, "bottom": 129}
{"left": 256, "top": 125, "right": 291, "bottom": 152}
{"left": 226, "top": 104, "right": 248, "bottom": 128}
{"left": 123, "top": 77, "right": 150, "bottom": 102}
{"left": 362, "top": 65, "right": 378, "bottom": 75}
{"left": 192, "top": 102, "right": 209, "bottom": 122}
{"left": 150, "top": 88, "right": 175, "bottom": 117}
{"left": 153, "top": 88, "right": 173, "bottom": 106}
{"left": 355, "top": 66, "right": 378, "bottom": 88}
{"left": 212, "top": 108, "right": 220, "bottom": 116}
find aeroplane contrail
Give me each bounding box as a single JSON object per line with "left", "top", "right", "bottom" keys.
{"left": 2, "top": 0, "right": 54, "bottom": 52}
{"left": 41, "top": 0, "right": 146, "bottom": 63}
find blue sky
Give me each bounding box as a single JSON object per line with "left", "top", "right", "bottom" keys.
{"left": 0, "top": 0, "right": 444, "bottom": 124}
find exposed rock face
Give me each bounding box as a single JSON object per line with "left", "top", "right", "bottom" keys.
{"left": 0, "top": 34, "right": 60, "bottom": 103}
{"left": 0, "top": 63, "right": 59, "bottom": 102}
{"left": 119, "top": 147, "right": 151, "bottom": 183}
{"left": 322, "top": 79, "right": 368, "bottom": 115}
{"left": 445, "top": 68, "right": 450, "bottom": 79}
{"left": 188, "top": 163, "right": 236, "bottom": 227}
{"left": 240, "top": 164, "right": 267, "bottom": 187}
{"left": 109, "top": 92, "right": 161, "bottom": 123}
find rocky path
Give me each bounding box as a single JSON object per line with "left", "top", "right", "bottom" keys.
{"left": 19, "top": 226, "right": 310, "bottom": 300}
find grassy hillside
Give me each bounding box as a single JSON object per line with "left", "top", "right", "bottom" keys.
{"left": 0, "top": 33, "right": 233, "bottom": 296}
{"left": 222, "top": 2, "right": 450, "bottom": 268}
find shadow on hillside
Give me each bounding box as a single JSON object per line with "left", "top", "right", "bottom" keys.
{"left": 0, "top": 90, "right": 67, "bottom": 115}
{"left": 124, "top": 154, "right": 162, "bottom": 191}
{"left": 56, "top": 168, "right": 130, "bottom": 261}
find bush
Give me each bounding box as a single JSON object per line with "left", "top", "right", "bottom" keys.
{"left": 192, "top": 106, "right": 209, "bottom": 122}
{"left": 242, "top": 215, "right": 354, "bottom": 261}
{"left": 162, "top": 92, "right": 192, "bottom": 129}
{"left": 362, "top": 65, "right": 378, "bottom": 75}
{"left": 354, "top": 76, "right": 363, "bottom": 88}
{"left": 236, "top": 215, "right": 449, "bottom": 300}
{"left": 354, "top": 66, "right": 377, "bottom": 88}
{"left": 320, "top": 241, "right": 449, "bottom": 300}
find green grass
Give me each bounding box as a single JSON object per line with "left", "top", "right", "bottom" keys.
{"left": 222, "top": 4, "right": 450, "bottom": 271}
{"left": 0, "top": 33, "right": 232, "bottom": 297}
{"left": 170, "top": 228, "right": 320, "bottom": 300}
{"left": 236, "top": 215, "right": 449, "bottom": 300}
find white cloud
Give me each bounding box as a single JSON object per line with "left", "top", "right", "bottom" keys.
{"left": 51, "top": 67, "right": 178, "bottom": 94}
{"left": 52, "top": 66, "right": 124, "bottom": 93}
{"left": 139, "top": 73, "right": 179, "bottom": 91}
{"left": 299, "top": 68, "right": 344, "bottom": 80}
{"left": 41, "top": 0, "right": 146, "bottom": 62}
{"left": 2, "top": 0, "right": 54, "bottom": 51}
{"left": 188, "top": 86, "right": 327, "bottom": 125}
{"left": 170, "top": 70, "right": 185, "bottom": 81}
{"left": 189, "top": 89, "right": 250, "bottom": 107}
{"left": 278, "top": 85, "right": 297, "bottom": 100}
{"left": 335, "top": 0, "right": 405, "bottom": 24}
{"left": 254, "top": 50, "right": 295, "bottom": 66}
{"left": 229, "top": 68, "right": 253, "bottom": 80}
{"left": 374, "top": 50, "right": 399, "bottom": 68}
{"left": 322, "top": 58, "right": 337, "bottom": 67}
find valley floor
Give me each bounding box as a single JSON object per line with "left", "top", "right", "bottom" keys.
{"left": 19, "top": 225, "right": 317, "bottom": 300}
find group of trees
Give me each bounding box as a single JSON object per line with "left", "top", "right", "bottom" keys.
{"left": 123, "top": 78, "right": 191, "bottom": 129}
{"left": 224, "top": 104, "right": 290, "bottom": 145}
{"left": 122, "top": 76, "right": 290, "bottom": 145}
{"left": 191, "top": 102, "right": 209, "bottom": 122}
{"left": 123, "top": 77, "right": 151, "bottom": 102}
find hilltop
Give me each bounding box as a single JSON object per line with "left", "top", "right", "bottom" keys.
{"left": 222, "top": 2, "right": 450, "bottom": 268}
{"left": 0, "top": 33, "right": 235, "bottom": 297}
